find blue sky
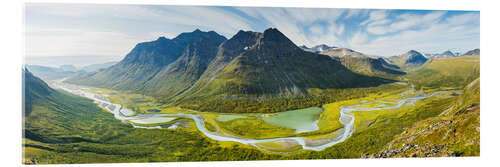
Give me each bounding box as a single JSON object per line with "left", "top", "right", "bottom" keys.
{"left": 25, "top": 3, "right": 479, "bottom": 58}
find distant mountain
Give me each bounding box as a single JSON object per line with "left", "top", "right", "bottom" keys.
{"left": 371, "top": 78, "right": 480, "bottom": 158}
{"left": 424, "top": 53, "right": 440, "bottom": 57}
{"left": 440, "top": 50, "right": 456, "bottom": 57}
{"left": 425, "top": 50, "right": 464, "bottom": 58}
{"left": 26, "top": 65, "right": 84, "bottom": 81}
{"left": 320, "top": 48, "right": 405, "bottom": 76}
{"left": 461, "top": 48, "right": 480, "bottom": 56}
{"left": 300, "top": 44, "right": 337, "bottom": 53}
{"left": 66, "top": 29, "right": 227, "bottom": 95}
{"left": 388, "top": 50, "right": 428, "bottom": 69}
{"left": 80, "top": 61, "right": 117, "bottom": 72}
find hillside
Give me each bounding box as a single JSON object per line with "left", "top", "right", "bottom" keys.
{"left": 320, "top": 48, "right": 405, "bottom": 77}
{"left": 371, "top": 78, "right": 480, "bottom": 158}
{"left": 406, "top": 55, "right": 480, "bottom": 89}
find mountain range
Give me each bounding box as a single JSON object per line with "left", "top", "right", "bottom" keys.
{"left": 67, "top": 28, "right": 394, "bottom": 103}
{"left": 65, "top": 28, "right": 480, "bottom": 111}
{"left": 318, "top": 48, "right": 406, "bottom": 76}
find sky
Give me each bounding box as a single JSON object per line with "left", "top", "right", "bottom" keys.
{"left": 25, "top": 3, "right": 480, "bottom": 59}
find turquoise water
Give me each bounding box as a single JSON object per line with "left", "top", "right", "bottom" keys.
{"left": 216, "top": 115, "right": 248, "bottom": 122}
{"left": 262, "top": 107, "right": 323, "bottom": 133}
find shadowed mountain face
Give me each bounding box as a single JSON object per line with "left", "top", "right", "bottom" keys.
{"left": 388, "top": 50, "right": 428, "bottom": 69}
{"left": 66, "top": 29, "right": 227, "bottom": 92}
{"left": 462, "top": 49, "right": 480, "bottom": 56}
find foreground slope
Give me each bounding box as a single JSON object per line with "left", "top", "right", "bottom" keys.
{"left": 372, "top": 78, "right": 480, "bottom": 158}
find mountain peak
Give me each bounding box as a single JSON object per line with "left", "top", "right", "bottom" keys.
{"left": 156, "top": 36, "right": 169, "bottom": 41}
{"left": 407, "top": 50, "right": 421, "bottom": 55}
{"left": 262, "top": 28, "right": 287, "bottom": 40}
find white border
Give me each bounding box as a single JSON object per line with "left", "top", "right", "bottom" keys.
{"left": 2, "top": 0, "right": 498, "bottom": 167}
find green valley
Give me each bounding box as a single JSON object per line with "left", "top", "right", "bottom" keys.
{"left": 23, "top": 27, "right": 480, "bottom": 164}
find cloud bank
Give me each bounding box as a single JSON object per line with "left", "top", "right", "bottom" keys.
{"left": 26, "top": 4, "right": 479, "bottom": 57}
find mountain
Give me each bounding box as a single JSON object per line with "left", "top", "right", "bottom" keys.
{"left": 319, "top": 48, "right": 405, "bottom": 76}
{"left": 26, "top": 65, "right": 84, "bottom": 81}
{"left": 388, "top": 50, "right": 428, "bottom": 69}
{"left": 80, "top": 61, "right": 117, "bottom": 72}
{"left": 66, "top": 29, "right": 227, "bottom": 92}
{"left": 300, "top": 44, "right": 337, "bottom": 53}
{"left": 440, "top": 50, "right": 456, "bottom": 57}
{"left": 141, "top": 31, "right": 227, "bottom": 98}
{"left": 172, "top": 28, "right": 393, "bottom": 101}
{"left": 461, "top": 48, "right": 480, "bottom": 56}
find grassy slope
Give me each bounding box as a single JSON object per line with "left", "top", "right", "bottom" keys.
{"left": 371, "top": 78, "right": 480, "bottom": 157}
{"left": 406, "top": 56, "right": 480, "bottom": 90}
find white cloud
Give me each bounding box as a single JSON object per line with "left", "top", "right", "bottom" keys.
{"left": 445, "top": 13, "right": 480, "bottom": 26}
{"left": 25, "top": 4, "right": 479, "bottom": 58}
{"left": 26, "top": 27, "right": 151, "bottom": 57}
{"left": 365, "top": 11, "right": 446, "bottom": 35}
{"left": 25, "top": 4, "right": 256, "bottom": 57}
{"left": 237, "top": 7, "right": 347, "bottom": 47}
{"left": 348, "top": 14, "right": 479, "bottom": 56}
{"left": 361, "top": 10, "right": 388, "bottom": 25}
{"left": 309, "top": 25, "right": 325, "bottom": 35}
{"left": 349, "top": 31, "right": 369, "bottom": 46}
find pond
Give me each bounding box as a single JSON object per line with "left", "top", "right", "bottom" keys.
{"left": 262, "top": 107, "right": 323, "bottom": 133}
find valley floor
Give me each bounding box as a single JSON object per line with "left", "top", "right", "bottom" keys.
{"left": 43, "top": 80, "right": 462, "bottom": 153}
